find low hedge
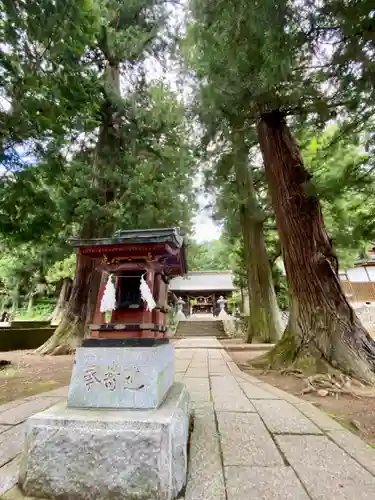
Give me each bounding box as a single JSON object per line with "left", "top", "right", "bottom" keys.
{"left": 0, "top": 327, "right": 55, "bottom": 352}
{"left": 11, "top": 320, "right": 51, "bottom": 329}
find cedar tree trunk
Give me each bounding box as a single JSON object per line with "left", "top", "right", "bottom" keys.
{"left": 36, "top": 255, "right": 101, "bottom": 354}
{"left": 49, "top": 277, "right": 73, "bottom": 325}
{"left": 37, "top": 62, "right": 120, "bottom": 355}
{"left": 256, "top": 110, "right": 375, "bottom": 383}
{"left": 233, "top": 127, "right": 281, "bottom": 343}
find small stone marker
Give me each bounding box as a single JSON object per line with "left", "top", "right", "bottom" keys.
{"left": 19, "top": 228, "right": 190, "bottom": 500}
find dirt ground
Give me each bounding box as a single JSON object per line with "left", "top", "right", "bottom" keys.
{"left": 0, "top": 350, "right": 73, "bottom": 404}
{"left": 229, "top": 349, "right": 375, "bottom": 446}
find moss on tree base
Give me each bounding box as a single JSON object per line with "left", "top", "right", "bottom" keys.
{"left": 35, "top": 316, "right": 84, "bottom": 355}
{"left": 250, "top": 322, "right": 375, "bottom": 385}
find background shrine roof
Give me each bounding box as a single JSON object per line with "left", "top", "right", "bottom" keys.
{"left": 169, "top": 271, "right": 237, "bottom": 292}
{"left": 70, "top": 227, "right": 185, "bottom": 248}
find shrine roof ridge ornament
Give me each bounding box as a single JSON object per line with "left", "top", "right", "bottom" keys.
{"left": 69, "top": 227, "right": 185, "bottom": 249}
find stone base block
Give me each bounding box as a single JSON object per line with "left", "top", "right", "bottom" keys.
{"left": 68, "top": 343, "right": 174, "bottom": 409}
{"left": 19, "top": 383, "right": 190, "bottom": 500}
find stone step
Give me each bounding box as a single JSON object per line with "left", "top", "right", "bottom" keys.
{"left": 176, "top": 327, "right": 225, "bottom": 333}
{"left": 175, "top": 320, "right": 226, "bottom": 339}
{"left": 177, "top": 328, "right": 225, "bottom": 336}
{"left": 173, "top": 336, "right": 228, "bottom": 340}
{"left": 177, "top": 326, "right": 225, "bottom": 331}
{"left": 178, "top": 323, "right": 225, "bottom": 327}
{"left": 175, "top": 333, "right": 225, "bottom": 338}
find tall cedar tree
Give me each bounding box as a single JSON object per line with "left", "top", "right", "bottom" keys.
{"left": 205, "top": 139, "right": 281, "bottom": 343}
{"left": 1, "top": 0, "right": 195, "bottom": 353}
{"left": 183, "top": 55, "right": 281, "bottom": 343}
{"left": 189, "top": 0, "right": 375, "bottom": 381}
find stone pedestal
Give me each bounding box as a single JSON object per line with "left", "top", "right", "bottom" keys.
{"left": 19, "top": 383, "right": 190, "bottom": 500}
{"left": 68, "top": 340, "right": 174, "bottom": 409}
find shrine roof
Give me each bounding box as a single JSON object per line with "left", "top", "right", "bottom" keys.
{"left": 70, "top": 227, "right": 184, "bottom": 249}
{"left": 169, "top": 271, "right": 237, "bottom": 292}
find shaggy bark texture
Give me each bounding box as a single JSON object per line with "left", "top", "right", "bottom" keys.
{"left": 36, "top": 61, "right": 121, "bottom": 355}
{"left": 256, "top": 110, "right": 375, "bottom": 383}
{"left": 50, "top": 278, "right": 73, "bottom": 325}
{"left": 233, "top": 127, "right": 281, "bottom": 343}
{"left": 36, "top": 255, "right": 100, "bottom": 355}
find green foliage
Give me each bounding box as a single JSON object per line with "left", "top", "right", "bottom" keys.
{"left": 0, "top": 0, "right": 198, "bottom": 315}
{"left": 15, "top": 300, "right": 55, "bottom": 320}
{"left": 185, "top": 0, "right": 375, "bottom": 268}
{"left": 227, "top": 292, "right": 242, "bottom": 310}
{"left": 228, "top": 240, "right": 247, "bottom": 290}
{"left": 187, "top": 239, "right": 232, "bottom": 271}
{"left": 45, "top": 255, "right": 76, "bottom": 284}
{"left": 300, "top": 126, "right": 375, "bottom": 268}
{"left": 272, "top": 265, "right": 289, "bottom": 311}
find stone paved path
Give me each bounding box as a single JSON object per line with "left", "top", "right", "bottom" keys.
{"left": 2, "top": 337, "right": 375, "bottom": 499}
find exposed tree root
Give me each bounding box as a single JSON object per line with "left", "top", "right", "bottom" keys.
{"left": 250, "top": 315, "right": 375, "bottom": 386}
{"left": 280, "top": 368, "right": 304, "bottom": 377}
{"left": 35, "top": 316, "right": 84, "bottom": 355}
{"left": 301, "top": 373, "right": 362, "bottom": 398}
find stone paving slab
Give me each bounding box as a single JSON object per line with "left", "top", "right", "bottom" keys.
{"left": 183, "top": 377, "right": 211, "bottom": 402}
{"left": 34, "top": 387, "right": 68, "bottom": 399}
{"left": 175, "top": 351, "right": 195, "bottom": 359}
{"left": 0, "top": 456, "right": 22, "bottom": 495}
{"left": 257, "top": 383, "right": 303, "bottom": 404}
{"left": 175, "top": 359, "right": 191, "bottom": 370}
{"left": 238, "top": 381, "right": 280, "bottom": 399}
{"left": 226, "top": 362, "right": 244, "bottom": 376}
{"left": 2, "top": 338, "right": 375, "bottom": 500}
{"left": 235, "top": 372, "right": 265, "bottom": 384}
{"left": 185, "top": 408, "right": 226, "bottom": 500}
{"left": 210, "top": 376, "right": 255, "bottom": 412}
{"left": 191, "top": 353, "right": 208, "bottom": 361}
{"left": 2, "top": 487, "right": 42, "bottom": 499}
{"left": 189, "top": 401, "right": 214, "bottom": 411}
{"left": 0, "top": 400, "right": 25, "bottom": 415}
{"left": 0, "top": 424, "right": 25, "bottom": 468}
{"left": 217, "top": 412, "right": 284, "bottom": 467}
{"left": 276, "top": 434, "right": 375, "bottom": 499}
{"left": 207, "top": 350, "right": 224, "bottom": 359}
{"left": 225, "top": 466, "right": 310, "bottom": 500}
{"left": 208, "top": 361, "right": 232, "bottom": 376}
{"left": 184, "top": 368, "right": 208, "bottom": 378}
{"left": 252, "top": 399, "right": 322, "bottom": 434}
{"left": 208, "top": 358, "right": 226, "bottom": 365}
{"left": 293, "top": 401, "right": 344, "bottom": 432}
{"left": 0, "top": 424, "right": 12, "bottom": 434}
{"left": 188, "top": 363, "right": 207, "bottom": 369}
{"left": 174, "top": 373, "right": 184, "bottom": 382}
{"left": 0, "top": 397, "right": 61, "bottom": 426}
{"left": 327, "top": 429, "right": 375, "bottom": 476}
{"left": 209, "top": 367, "right": 232, "bottom": 376}
{"left": 175, "top": 338, "right": 222, "bottom": 349}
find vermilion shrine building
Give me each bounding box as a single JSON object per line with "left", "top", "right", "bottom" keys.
{"left": 70, "top": 227, "right": 187, "bottom": 339}
{"left": 168, "top": 271, "right": 237, "bottom": 315}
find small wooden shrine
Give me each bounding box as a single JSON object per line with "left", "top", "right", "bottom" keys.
{"left": 70, "top": 228, "right": 187, "bottom": 339}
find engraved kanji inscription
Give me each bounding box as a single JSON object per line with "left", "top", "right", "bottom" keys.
{"left": 84, "top": 365, "right": 102, "bottom": 390}
{"left": 123, "top": 367, "right": 144, "bottom": 390}
{"left": 103, "top": 362, "right": 121, "bottom": 391}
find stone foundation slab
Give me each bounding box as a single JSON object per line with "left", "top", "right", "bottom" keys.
{"left": 19, "top": 383, "right": 190, "bottom": 500}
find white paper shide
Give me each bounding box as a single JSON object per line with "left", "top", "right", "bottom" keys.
{"left": 100, "top": 274, "right": 117, "bottom": 313}
{"left": 140, "top": 275, "right": 156, "bottom": 311}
